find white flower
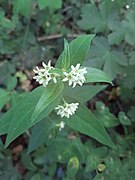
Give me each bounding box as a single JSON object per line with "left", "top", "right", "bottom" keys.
{"left": 62, "top": 72, "right": 77, "bottom": 86}
{"left": 66, "top": 103, "right": 79, "bottom": 114}
{"left": 55, "top": 102, "right": 79, "bottom": 118}
{"left": 62, "top": 64, "right": 87, "bottom": 88}
{"left": 42, "top": 60, "right": 54, "bottom": 72}
{"left": 70, "top": 63, "right": 80, "bottom": 74}
{"left": 72, "top": 74, "right": 86, "bottom": 88}
{"left": 59, "top": 121, "right": 65, "bottom": 131}
{"left": 33, "top": 61, "right": 53, "bottom": 74}
{"left": 126, "top": 4, "right": 130, "bottom": 9}
{"left": 33, "top": 66, "right": 44, "bottom": 74}
{"left": 55, "top": 105, "right": 65, "bottom": 115}
{"left": 33, "top": 60, "right": 59, "bottom": 86}
{"left": 71, "top": 64, "right": 87, "bottom": 76}
{"left": 33, "top": 72, "right": 51, "bottom": 87}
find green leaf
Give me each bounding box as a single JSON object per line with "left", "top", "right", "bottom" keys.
{"left": 129, "top": 51, "right": 135, "bottom": 65}
{"left": 64, "top": 105, "right": 116, "bottom": 149}
{"left": 123, "top": 11, "right": 135, "bottom": 46}
{"left": 0, "top": 89, "right": 40, "bottom": 136}
{"left": 107, "top": 9, "right": 135, "bottom": 47}
{"left": 85, "top": 37, "right": 128, "bottom": 79}
{"left": 0, "top": 62, "right": 15, "bottom": 86}
{"left": 85, "top": 67, "right": 112, "bottom": 84}
{"left": 31, "top": 81, "right": 64, "bottom": 122}
{"left": 45, "top": 136, "right": 84, "bottom": 163}
{"left": 108, "top": 23, "right": 125, "bottom": 45}
{"left": 121, "top": 66, "right": 135, "bottom": 89}
{"left": 85, "top": 147, "right": 107, "bottom": 172}
{"left": 60, "top": 39, "right": 70, "bottom": 70}
{"left": 10, "top": 92, "right": 28, "bottom": 107}
{"left": 0, "top": 89, "right": 10, "bottom": 110}
{"left": 118, "top": 111, "right": 131, "bottom": 126}
{"left": 13, "top": 0, "right": 32, "bottom": 17}
{"left": 56, "top": 35, "right": 95, "bottom": 68}
{"left": 21, "top": 153, "right": 37, "bottom": 171}
{"left": 128, "top": 106, "right": 135, "bottom": 122}
{"left": 0, "top": 159, "right": 21, "bottom": 179}
{"left": 63, "top": 85, "right": 106, "bottom": 103}
{"left": 28, "top": 117, "right": 56, "bottom": 153}
{"left": 78, "top": 4, "right": 104, "bottom": 32}
{"left": 37, "top": 0, "right": 62, "bottom": 10}
{"left": 68, "top": 34, "right": 95, "bottom": 66}
{"left": 67, "top": 157, "right": 79, "bottom": 177}
{"left": 0, "top": 93, "right": 33, "bottom": 136}
{"left": 0, "top": 16, "right": 15, "bottom": 31}
{"left": 4, "top": 83, "right": 63, "bottom": 148}
{"left": 0, "top": 110, "right": 13, "bottom": 136}
{"left": 7, "top": 76, "right": 17, "bottom": 91}
{"left": 52, "top": 39, "right": 71, "bottom": 71}
{"left": 94, "top": 102, "right": 119, "bottom": 128}
{"left": 30, "top": 174, "right": 41, "bottom": 180}
{"left": 78, "top": 2, "right": 119, "bottom": 33}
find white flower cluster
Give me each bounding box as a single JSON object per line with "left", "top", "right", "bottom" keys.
{"left": 33, "top": 61, "right": 59, "bottom": 87}
{"left": 33, "top": 61, "right": 87, "bottom": 88}
{"left": 63, "top": 64, "right": 87, "bottom": 88}
{"left": 55, "top": 102, "right": 79, "bottom": 118}
{"left": 33, "top": 61, "right": 86, "bottom": 119}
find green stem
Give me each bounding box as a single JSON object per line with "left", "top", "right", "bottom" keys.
{"left": 61, "top": 95, "right": 66, "bottom": 104}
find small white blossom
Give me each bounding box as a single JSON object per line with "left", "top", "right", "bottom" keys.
{"left": 70, "top": 63, "right": 80, "bottom": 74}
{"left": 33, "top": 66, "right": 44, "bottom": 74}
{"left": 33, "top": 60, "right": 59, "bottom": 87}
{"left": 33, "top": 72, "right": 51, "bottom": 87}
{"left": 33, "top": 61, "right": 53, "bottom": 74}
{"left": 62, "top": 64, "right": 87, "bottom": 88}
{"left": 62, "top": 72, "right": 77, "bottom": 86}
{"left": 72, "top": 75, "right": 86, "bottom": 88}
{"left": 126, "top": 4, "right": 130, "bottom": 9}
{"left": 42, "top": 61, "right": 54, "bottom": 72}
{"left": 55, "top": 102, "right": 79, "bottom": 118}
{"left": 55, "top": 105, "right": 64, "bottom": 115}
{"left": 59, "top": 121, "right": 65, "bottom": 131}
{"left": 70, "top": 64, "right": 87, "bottom": 76}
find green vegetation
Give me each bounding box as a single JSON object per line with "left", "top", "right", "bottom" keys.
{"left": 0, "top": 0, "right": 135, "bottom": 179}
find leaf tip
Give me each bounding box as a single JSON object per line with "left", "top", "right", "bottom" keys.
{"left": 111, "top": 81, "right": 114, "bottom": 86}
{"left": 4, "top": 140, "right": 10, "bottom": 149}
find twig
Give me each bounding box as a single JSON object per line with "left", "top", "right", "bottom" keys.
{"left": 37, "top": 34, "right": 80, "bottom": 42}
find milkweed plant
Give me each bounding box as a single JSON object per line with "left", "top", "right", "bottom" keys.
{"left": 0, "top": 35, "right": 116, "bottom": 150}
